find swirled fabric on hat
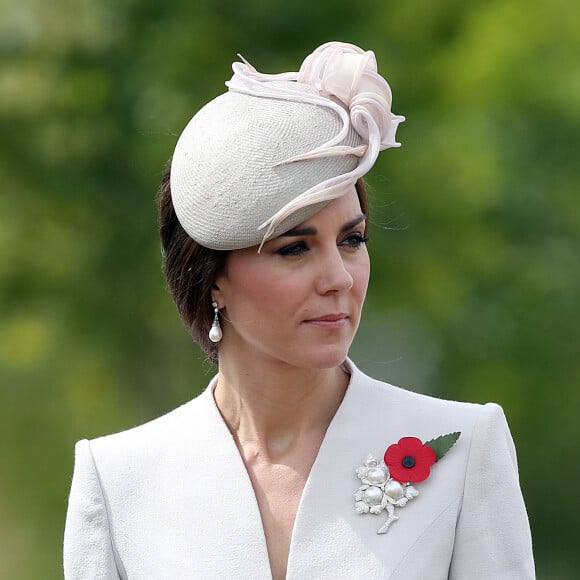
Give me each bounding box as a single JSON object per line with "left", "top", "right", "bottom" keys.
{"left": 171, "top": 41, "right": 404, "bottom": 251}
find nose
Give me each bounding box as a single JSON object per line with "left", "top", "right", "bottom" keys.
{"left": 315, "top": 247, "right": 354, "bottom": 295}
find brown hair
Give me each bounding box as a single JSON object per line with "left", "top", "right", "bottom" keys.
{"left": 158, "top": 160, "right": 369, "bottom": 364}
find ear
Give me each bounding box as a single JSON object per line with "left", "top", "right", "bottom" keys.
{"left": 210, "top": 280, "right": 225, "bottom": 310}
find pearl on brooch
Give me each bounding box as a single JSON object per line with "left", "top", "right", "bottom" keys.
{"left": 385, "top": 480, "right": 405, "bottom": 501}
{"left": 367, "top": 467, "right": 388, "bottom": 485}
{"left": 364, "top": 486, "right": 383, "bottom": 505}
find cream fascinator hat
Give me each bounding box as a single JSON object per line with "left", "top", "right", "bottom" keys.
{"left": 171, "top": 41, "right": 404, "bottom": 251}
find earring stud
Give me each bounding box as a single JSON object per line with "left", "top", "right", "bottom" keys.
{"left": 208, "top": 301, "right": 223, "bottom": 343}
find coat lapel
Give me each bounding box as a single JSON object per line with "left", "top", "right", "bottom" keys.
{"left": 286, "top": 360, "right": 464, "bottom": 579}
{"left": 187, "top": 382, "right": 274, "bottom": 579}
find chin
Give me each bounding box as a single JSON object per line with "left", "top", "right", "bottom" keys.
{"left": 287, "top": 342, "right": 352, "bottom": 370}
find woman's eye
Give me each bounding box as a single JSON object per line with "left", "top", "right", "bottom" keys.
{"left": 341, "top": 232, "right": 369, "bottom": 249}
{"left": 276, "top": 241, "right": 309, "bottom": 257}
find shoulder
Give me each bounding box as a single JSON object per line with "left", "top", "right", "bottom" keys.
{"left": 80, "top": 378, "right": 218, "bottom": 475}
{"left": 348, "top": 358, "right": 502, "bottom": 433}
{"left": 344, "top": 359, "right": 517, "bottom": 491}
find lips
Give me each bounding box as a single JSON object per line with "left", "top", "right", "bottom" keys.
{"left": 307, "top": 314, "right": 348, "bottom": 322}
{"left": 304, "top": 313, "right": 349, "bottom": 329}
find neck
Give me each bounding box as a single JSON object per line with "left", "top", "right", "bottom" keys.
{"left": 213, "top": 356, "right": 349, "bottom": 461}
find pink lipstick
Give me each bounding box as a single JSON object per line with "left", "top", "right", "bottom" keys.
{"left": 304, "top": 313, "right": 348, "bottom": 329}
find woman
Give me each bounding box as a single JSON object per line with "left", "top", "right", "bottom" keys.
{"left": 64, "top": 42, "right": 535, "bottom": 579}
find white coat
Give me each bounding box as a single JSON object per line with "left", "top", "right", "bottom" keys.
{"left": 64, "top": 359, "right": 535, "bottom": 579}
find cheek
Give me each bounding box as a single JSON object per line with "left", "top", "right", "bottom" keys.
{"left": 249, "top": 274, "right": 306, "bottom": 313}
{"left": 223, "top": 265, "right": 304, "bottom": 322}
{"left": 352, "top": 254, "right": 371, "bottom": 298}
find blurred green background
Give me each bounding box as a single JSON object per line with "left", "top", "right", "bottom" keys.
{"left": 1, "top": 0, "right": 579, "bottom": 577}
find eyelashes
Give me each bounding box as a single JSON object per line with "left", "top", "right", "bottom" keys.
{"left": 276, "top": 241, "right": 309, "bottom": 257}
{"left": 276, "top": 233, "right": 368, "bottom": 257}
{"left": 341, "top": 232, "right": 369, "bottom": 249}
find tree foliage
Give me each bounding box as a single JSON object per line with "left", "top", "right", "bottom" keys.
{"left": 1, "top": 0, "right": 579, "bottom": 577}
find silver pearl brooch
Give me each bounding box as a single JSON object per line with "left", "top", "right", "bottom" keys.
{"left": 354, "top": 454, "right": 419, "bottom": 534}
{"left": 354, "top": 432, "right": 460, "bottom": 535}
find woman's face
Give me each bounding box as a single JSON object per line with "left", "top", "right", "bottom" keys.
{"left": 213, "top": 188, "right": 370, "bottom": 370}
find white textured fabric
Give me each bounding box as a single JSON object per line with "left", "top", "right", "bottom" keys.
{"left": 170, "top": 41, "right": 404, "bottom": 250}
{"left": 64, "top": 360, "right": 535, "bottom": 579}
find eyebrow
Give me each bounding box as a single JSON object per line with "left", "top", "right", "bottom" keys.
{"left": 282, "top": 213, "right": 366, "bottom": 237}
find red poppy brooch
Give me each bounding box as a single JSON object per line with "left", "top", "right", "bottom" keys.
{"left": 354, "top": 432, "right": 460, "bottom": 534}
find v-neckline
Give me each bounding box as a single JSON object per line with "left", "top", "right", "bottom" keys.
{"left": 203, "top": 360, "right": 356, "bottom": 580}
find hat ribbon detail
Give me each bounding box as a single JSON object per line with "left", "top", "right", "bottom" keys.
{"left": 226, "top": 42, "right": 405, "bottom": 250}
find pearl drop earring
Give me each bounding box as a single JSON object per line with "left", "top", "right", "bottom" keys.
{"left": 208, "top": 301, "right": 223, "bottom": 343}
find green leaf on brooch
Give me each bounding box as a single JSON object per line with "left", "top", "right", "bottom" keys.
{"left": 425, "top": 432, "right": 461, "bottom": 461}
